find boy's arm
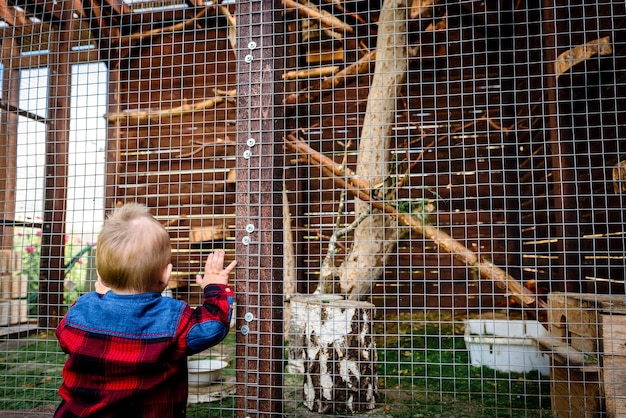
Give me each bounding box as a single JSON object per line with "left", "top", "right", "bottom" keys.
{"left": 185, "top": 251, "right": 236, "bottom": 353}
{"left": 55, "top": 316, "right": 70, "bottom": 354}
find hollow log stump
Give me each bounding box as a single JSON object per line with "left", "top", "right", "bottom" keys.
{"left": 301, "top": 298, "right": 378, "bottom": 414}
{"left": 287, "top": 294, "right": 344, "bottom": 374}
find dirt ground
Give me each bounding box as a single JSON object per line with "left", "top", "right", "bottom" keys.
{"left": 0, "top": 405, "right": 56, "bottom": 417}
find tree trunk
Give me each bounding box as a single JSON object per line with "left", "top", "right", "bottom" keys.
{"left": 338, "top": 0, "right": 409, "bottom": 300}
{"left": 302, "top": 299, "right": 378, "bottom": 414}
{"left": 297, "top": 0, "right": 407, "bottom": 412}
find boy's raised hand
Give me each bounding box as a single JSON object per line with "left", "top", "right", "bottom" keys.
{"left": 196, "top": 250, "right": 237, "bottom": 289}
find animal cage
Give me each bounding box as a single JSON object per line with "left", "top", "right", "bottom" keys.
{"left": 0, "top": 0, "right": 625, "bottom": 416}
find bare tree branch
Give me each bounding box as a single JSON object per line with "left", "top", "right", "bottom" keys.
{"left": 284, "top": 134, "right": 546, "bottom": 311}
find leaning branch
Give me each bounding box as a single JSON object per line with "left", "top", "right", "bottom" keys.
{"left": 284, "top": 134, "right": 545, "bottom": 311}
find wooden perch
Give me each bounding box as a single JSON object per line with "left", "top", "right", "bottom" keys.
{"left": 114, "top": 6, "right": 212, "bottom": 47}
{"left": 284, "top": 49, "right": 376, "bottom": 105}
{"left": 410, "top": 0, "right": 437, "bottom": 20}
{"left": 320, "top": 0, "right": 368, "bottom": 26}
{"left": 302, "top": 1, "right": 344, "bottom": 42}
{"left": 283, "top": 4, "right": 439, "bottom": 106}
{"left": 104, "top": 89, "right": 236, "bottom": 123}
{"left": 177, "top": 136, "right": 235, "bottom": 158}
{"left": 613, "top": 160, "right": 626, "bottom": 194}
{"left": 282, "top": 66, "right": 340, "bottom": 80}
{"left": 556, "top": 36, "right": 612, "bottom": 78}
{"left": 284, "top": 134, "right": 545, "bottom": 311}
{"left": 189, "top": 224, "right": 230, "bottom": 242}
{"left": 282, "top": 0, "right": 354, "bottom": 35}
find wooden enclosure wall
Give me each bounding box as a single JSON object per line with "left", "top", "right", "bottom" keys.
{"left": 285, "top": 5, "right": 514, "bottom": 310}
{"left": 99, "top": 1, "right": 626, "bottom": 311}
{"left": 282, "top": 1, "right": 626, "bottom": 311}
{"left": 105, "top": 25, "right": 238, "bottom": 297}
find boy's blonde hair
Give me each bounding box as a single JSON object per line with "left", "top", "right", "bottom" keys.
{"left": 96, "top": 203, "right": 172, "bottom": 292}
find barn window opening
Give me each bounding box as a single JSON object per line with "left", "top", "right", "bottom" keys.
{"left": 15, "top": 62, "right": 108, "bottom": 242}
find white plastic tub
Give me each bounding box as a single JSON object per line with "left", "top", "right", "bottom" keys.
{"left": 188, "top": 359, "right": 228, "bottom": 386}
{"left": 464, "top": 318, "right": 550, "bottom": 376}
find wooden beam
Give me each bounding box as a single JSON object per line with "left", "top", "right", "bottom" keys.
{"left": 103, "top": 65, "right": 121, "bottom": 213}
{"left": 38, "top": 0, "right": 74, "bottom": 330}
{"left": 542, "top": 1, "right": 580, "bottom": 293}
{"left": 235, "top": 0, "right": 284, "bottom": 414}
{"left": 0, "top": 48, "right": 99, "bottom": 69}
{"left": 0, "top": 0, "right": 29, "bottom": 26}
{"left": 0, "top": 37, "right": 20, "bottom": 250}
{"left": 103, "top": 89, "right": 236, "bottom": 122}
{"left": 0, "top": 100, "right": 49, "bottom": 124}
{"left": 0, "top": 21, "right": 99, "bottom": 69}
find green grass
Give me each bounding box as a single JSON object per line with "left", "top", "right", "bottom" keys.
{"left": 188, "top": 397, "right": 235, "bottom": 417}
{"left": 373, "top": 315, "right": 552, "bottom": 418}
{"left": 0, "top": 317, "right": 554, "bottom": 417}
{"left": 0, "top": 335, "right": 65, "bottom": 410}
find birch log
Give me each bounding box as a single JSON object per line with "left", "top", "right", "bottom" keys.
{"left": 302, "top": 298, "right": 378, "bottom": 413}
{"left": 287, "top": 293, "right": 343, "bottom": 374}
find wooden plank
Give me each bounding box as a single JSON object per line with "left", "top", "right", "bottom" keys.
{"left": 0, "top": 39, "right": 19, "bottom": 250}
{"left": 601, "top": 314, "right": 626, "bottom": 418}
{"left": 540, "top": 295, "right": 603, "bottom": 418}
{"left": 549, "top": 361, "right": 602, "bottom": 418}
{"left": 0, "top": 322, "right": 39, "bottom": 339}
{"left": 38, "top": 6, "right": 74, "bottom": 330}
{"left": 552, "top": 293, "right": 626, "bottom": 315}
{"left": 234, "top": 0, "right": 285, "bottom": 413}
{"left": 0, "top": 273, "right": 28, "bottom": 299}
{"left": 601, "top": 314, "right": 626, "bottom": 356}
{"left": 548, "top": 293, "right": 601, "bottom": 355}
{"left": 602, "top": 355, "right": 626, "bottom": 418}
{"left": 535, "top": 336, "right": 599, "bottom": 371}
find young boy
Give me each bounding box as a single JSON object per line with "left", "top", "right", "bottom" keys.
{"left": 55, "top": 203, "right": 236, "bottom": 417}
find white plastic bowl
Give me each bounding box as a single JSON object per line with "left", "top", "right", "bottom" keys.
{"left": 188, "top": 359, "right": 228, "bottom": 386}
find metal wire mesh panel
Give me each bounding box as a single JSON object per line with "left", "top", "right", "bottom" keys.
{"left": 0, "top": 0, "right": 625, "bottom": 417}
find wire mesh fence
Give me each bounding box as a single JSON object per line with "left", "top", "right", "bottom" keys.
{"left": 0, "top": 0, "right": 625, "bottom": 416}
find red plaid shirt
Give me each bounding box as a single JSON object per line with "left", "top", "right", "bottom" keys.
{"left": 55, "top": 284, "right": 233, "bottom": 418}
